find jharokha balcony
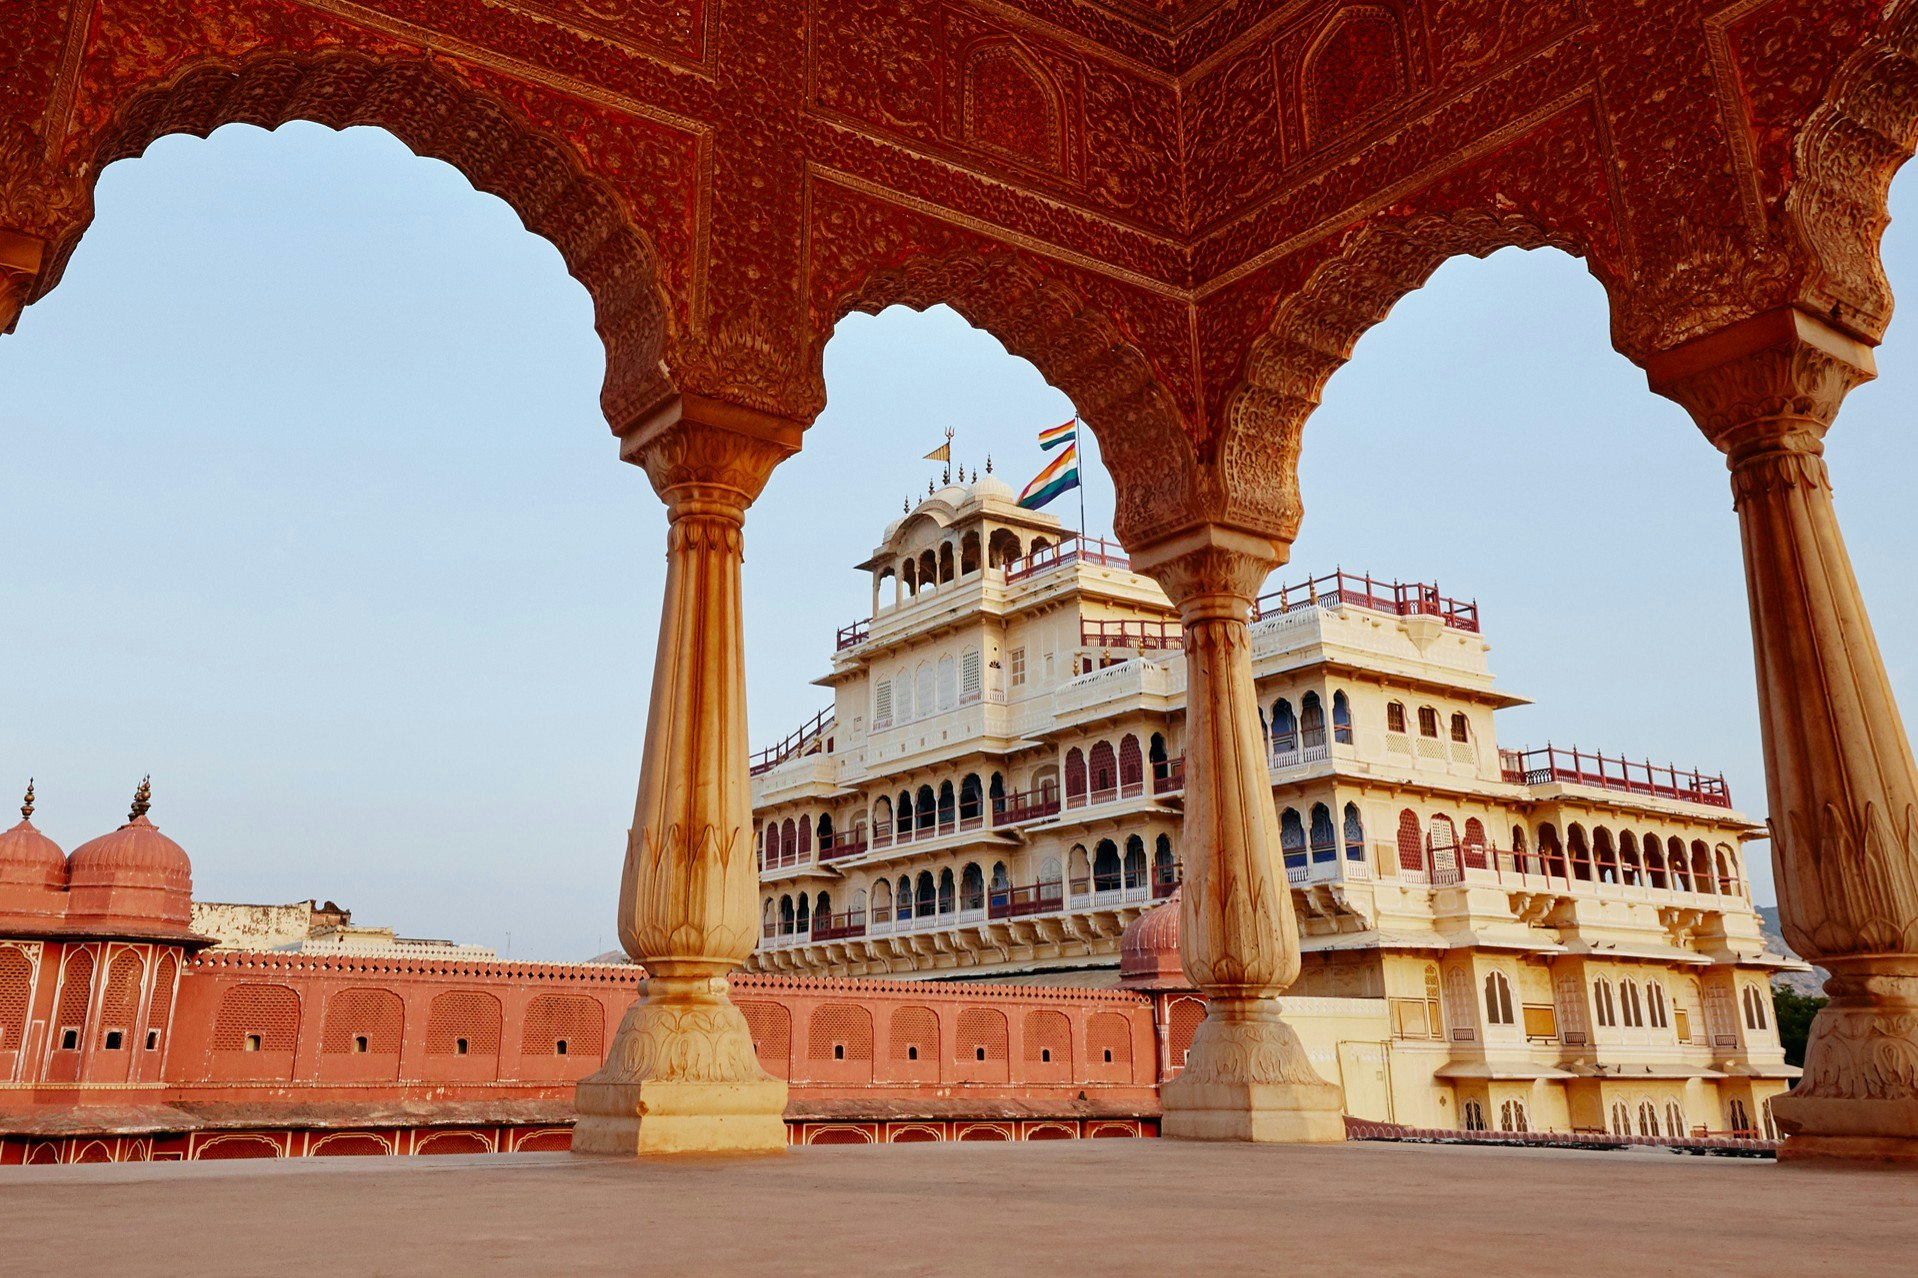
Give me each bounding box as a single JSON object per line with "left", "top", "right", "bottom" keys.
{"left": 1499, "top": 745, "right": 1733, "bottom": 810}
{"left": 1252, "top": 569, "right": 1480, "bottom": 633}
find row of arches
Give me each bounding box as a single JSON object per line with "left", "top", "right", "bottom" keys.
{"left": 1063, "top": 732, "right": 1173, "bottom": 805}
{"left": 1387, "top": 809, "right": 1745, "bottom": 897}
{"left": 1278, "top": 801, "right": 1367, "bottom": 869}
{"left": 872, "top": 647, "right": 985, "bottom": 728}
{"left": 1263, "top": 690, "right": 1354, "bottom": 752}
{"left": 880, "top": 527, "right": 1059, "bottom": 601}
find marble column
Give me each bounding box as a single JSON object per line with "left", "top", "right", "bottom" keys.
{"left": 1131, "top": 524, "right": 1345, "bottom": 1142}
{"left": 573, "top": 394, "right": 799, "bottom": 1156}
{"left": 1650, "top": 307, "right": 1918, "bottom": 1162}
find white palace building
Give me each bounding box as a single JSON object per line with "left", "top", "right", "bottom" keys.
{"left": 746, "top": 473, "right": 1803, "bottom": 1137}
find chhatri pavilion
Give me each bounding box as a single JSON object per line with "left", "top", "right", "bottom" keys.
{"left": 6, "top": 0, "right": 1918, "bottom": 1174}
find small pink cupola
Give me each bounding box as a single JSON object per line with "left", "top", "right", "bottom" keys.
{"left": 63, "top": 777, "right": 195, "bottom": 938}
{"left": 0, "top": 780, "right": 68, "bottom": 922}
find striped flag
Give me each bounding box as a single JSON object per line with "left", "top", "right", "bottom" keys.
{"left": 1037, "top": 419, "right": 1076, "bottom": 451}
{"left": 1018, "top": 443, "right": 1080, "bottom": 511}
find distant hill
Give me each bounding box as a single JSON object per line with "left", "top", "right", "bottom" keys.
{"left": 1757, "top": 905, "right": 1827, "bottom": 996}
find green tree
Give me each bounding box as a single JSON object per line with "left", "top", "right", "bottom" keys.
{"left": 1772, "top": 983, "right": 1828, "bottom": 1068}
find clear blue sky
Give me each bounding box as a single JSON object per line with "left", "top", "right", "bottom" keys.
{"left": 4, "top": 123, "right": 1914, "bottom": 959}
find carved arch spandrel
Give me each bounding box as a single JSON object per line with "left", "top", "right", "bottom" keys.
{"left": 824, "top": 246, "right": 1205, "bottom": 548}
{"left": 1786, "top": 0, "right": 1918, "bottom": 345}
{"left": 19, "top": 50, "right": 687, "bottom": 436}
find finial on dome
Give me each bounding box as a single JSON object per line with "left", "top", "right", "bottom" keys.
{"left": 903, "top": 497, "right": 910, "bottom": 513}
{"left": 129, "top": 775, "right": 152, "bottom": 822}
{"left": 928, "top": 478, "right": 935, "bottom": 495}
{"left": 20, "top": 778, "right": 33, "bottom": 821}
{"left": 986, "top": 455, "right": 993, "bottom": 474}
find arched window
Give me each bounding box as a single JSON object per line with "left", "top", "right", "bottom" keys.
{"left": 1593, "top": 979, "right": 1617, "bottom": 1028}
{"left": 1665, "top": 1101, "right": 1686, "bottom": 1138}
{"left": 1692, "top": 841, "right": 1715, "bottom": 894}
{"left": 959, "top": 774, "right": 983, "bottom": 823}
{"left": 1461, "top": 817, "right": 1487, "bottom": 870}
{"left": 1343, "top": 803, "right": 1366, "bottom": 861}
{"left": 960, "top": 863, "right": 984, "bottom": 911}
{"left": 1611, "top": 1101, "right": 1631, "bottom": 1136}
{"left": 1621, "top": 980, "right": 1644, "bottom": 1028}
{"left": 1742, "top": 984, "right": 1769, "bottom": 1031}
{"left": 987, "top": 528, "right": 1020, "bottom": 569}
{"left": 1149, "top": 733, "right": 1169, "bottom": 780}
{"left": 1088, "top": 741, "right": 1118, "bottom": 800}
{"left": 901, "top": 559, "right": 918, "bottom": 596}
{"left": 1637, "top": 1101, "right": 1659, "bottom": 1137}
{"left": 1484, "top": 972, "right": 1515, "bottom": 1026}
{"left": 1568, "top": 825, "right": 1593, "bottom": 881}
{"left": 1648, "top": 982, "right": 1669, "bottom": 1030}
{"left": 916, "top": 784, "right": 937, "bottom": 832}
{"left": 1716, "top": 845, "right": 1740, "bottom": 896}
{"left": 1396, "top": 809, "right": 1424, "bottom": 874}
{"left": 1300, "top": 693, "right": 1325, "bottom": 749}
{"left": 764, "top": 822, "right": 781, "bottom": 866}
{"left": 1118, "top": 735, "right": 1144, "bottom": 795}
{"left": 873, "top": 878, "right": 893, "bottom": 923}
{"left": 779, "top": 895, "right": 795, "bottom": 934}
{"left": 1729, "top": 1098, "right": 1752, "bottom": 1134}
{"left": 1499, "top": 1100, "right": 1529, "bottom": 1133}
{"left": 1594, "top": 828, "right": 1618, "bottom": 884}
{"left": 896, "top": 875, "right": 913, "bottom": 920}
{"left": 1069, "top": 844, "right": 1089, "bottom": 892}
{"left": 1093, "top": 840, "right": 1121, "bottom": 892}
{"left": 915, "top": 871, "right": 936, "bottom": 917}
{"left": 1386, "top": 701, "right": 1407, "bottom": 734}
{"left": 1538, "top": 823, "right": 1565, "bottom": 877}
{"left": 1461, "top": 1099, "right": 1486, "bottom": 1132}
{"left": 1272, "top": 698, "right": 1297, "bottom": 752}
{"left": 815, "top": 891, "right": 831, "bottom": 927}
{"left": 960, "top": 530, "right": 981, "bottom": 575}
{"left": 1064, "top": 747, "right": 1087, "bottom": 806}
{"left": 1417, "top": 706, "right": 1440, "bottom": 738}
{"left": 937, "top": 867, "right": 955, "bottom": 914}
{"left": 937, "top": 780, "right": 956, "bottom": 829}
{"left": 1668, "top": 837, "right": 1692, "bottom": 891}
{"left": 780, "top": 817, "right": 797, "bottom": 866}
{"left": 989, "top": 862, "right": 1011, "bottom": 908}
{"left": 989, "top": 772, "right": 1005, "bottom": 816}
{"left": 762, "top": 898, "right": 774, "bottom": 936}
{"left": 1123, "top": 835, "right": 1147, "bottom": 889}
{"left": 1511, "top": 824, "right": 1532, "bottom": 874}
{"left": 1331, "top": 691, "right": 1353, "bottom": 744}
{"left": 1153, "top": 835, "right": 1177, "bottom": 891}
{"left": 939, "top": 541, "right": 955, "bottom": 584}
{"left": 1429, "top": 814, "right": 1459, "bottom": 880}
{"left": 1644, "top": 835, "right": 1669, "bottom": 889}
{"left": 1039, "top": 855, "right": 1063, "bottom": 889}
{"left": 1280, "top": 809, "right": 1307, "bottom": 869}
{"left": 1449, "top": 712, "right": 1470, "bottom": 744}
{"left": 797, "top": 815, "right": 812, "bottom": 861}
{"left": 919, "top": 549, "right": 937, "bottom": 589}
{"left": 796, "top": 893, "right": 811, "bottom": 933}
{"left": 1309, "top": 804, "right": 1336, "bottom": 863}
{"left": 1616, "top": 831, "right": 1640, "bottom": 885}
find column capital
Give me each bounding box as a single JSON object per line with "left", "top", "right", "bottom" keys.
{"left": 617, "top": 393, "right": 804, "bottom": 517}
{"left": 1644, "top": 306, "right": 1876, "bottom": 463}
{"left": 1128, "top": 524, "right": 1288, "bottom": 622}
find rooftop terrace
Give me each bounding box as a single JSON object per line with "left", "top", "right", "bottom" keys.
{"left": 4, "top": 1140, "right": 1908, "bottom": 1277}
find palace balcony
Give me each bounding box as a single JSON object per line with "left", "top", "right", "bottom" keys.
{"left": 1253, "top": 569, "right": 1480, "bottom": 634}
{"left": 1001, "top": 534, "right": 1130, "bottom": 584}
{"left": 1500, "top": 745, "right": 1733, "bottom": 810}
{"left": 1080, "top": 618, "right": 1182, "bottom": 652}
{"left": 750, "top": 708, "right": 835, "bottom": 777}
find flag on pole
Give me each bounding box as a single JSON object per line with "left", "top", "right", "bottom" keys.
{"left": 1037, "top": 419, "right": 1076, "bottom": 451}
{"left": 924, "top": 441, "right": 951, "bottom": 462}
{"left": 1018, "top": 443, "right": 1080, "bottom": 511}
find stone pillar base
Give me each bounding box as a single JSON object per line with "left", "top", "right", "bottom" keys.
{"left": 1159, "top": 997, "right": 1346, "bottom": 1144}
{"left": 571, "top": 974, "right": 788, "bottom": 1157}
{"left": 1772, "top": 959, "right": 1918, "bottom": 1164}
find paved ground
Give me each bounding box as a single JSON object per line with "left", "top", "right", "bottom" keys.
{"left": 2, "top": 1141, "right": 1913, "bottom": 1276}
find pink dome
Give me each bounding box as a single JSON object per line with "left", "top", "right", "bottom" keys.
{"left": 64, "top": 780, "right": 193, "bottom": 931}
{"left": 0, "top": 782, "right": 68, "bottom": 921}
{"left": 1119, "top": 888, "right": 1189, "bottom": 989}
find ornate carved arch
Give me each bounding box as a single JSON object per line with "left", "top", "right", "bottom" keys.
{"left": 22, "top": 50, "right": 677, "bottom": 434}
{"left": 828, "top": 248, "right": 1200, "bottom": 547}
{"left": 1217, "top": 207, "right": 1596, "bottom": 542}
{"left": 1787, "top": 0, "right": 1918, "bottom": 344}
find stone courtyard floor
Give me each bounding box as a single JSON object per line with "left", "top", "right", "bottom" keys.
{"left": 2, "top": 1140, "right": 1914, "bottom": 1276}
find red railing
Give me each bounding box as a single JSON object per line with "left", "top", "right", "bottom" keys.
{"left": 811, "top": 910, "right": 866, "bottom": 942}
{"left": 1499, "top": 745, "right": 1731, "bottom": 808}
{"left": 1081, "top": 618, "right": 1182, "bottom": 651}
{"left": 1252, "top": 570, "right": 1479, "bottom": 633}
{"left": 836, "top": 618, "right": 871, "bottom": 650}
{"left": 1153, "top": 758, "right": 1185, "bottom": 794}
{"left": 818, "top": 831, "right": 867, "bottom": 862}
{"left": 997, "top": 788, "right": 1061, "bottom": 825}
{"left": 988, "top": 882, "right": 1066, "bottom": 919}
{"left": 749, "top": 707, "right": 834, "bottom": 776}
{"left": 1152, "top": 866, "right": 1181, "bottom": 898}
{"left": 1003, "top": 535, "right": 1130, "bottom": 584}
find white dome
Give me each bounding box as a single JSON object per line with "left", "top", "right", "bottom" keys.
{"left": 970, "top": 473, "right": 1016, "bottom": 501}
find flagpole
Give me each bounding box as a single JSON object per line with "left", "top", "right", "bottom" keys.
{"left": 1075, "top": 416, "right": 1087, "bottom": 546}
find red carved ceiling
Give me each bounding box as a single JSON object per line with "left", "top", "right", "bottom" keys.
{"left": 2, "top": 0, "right": 1914, "bottom": 543}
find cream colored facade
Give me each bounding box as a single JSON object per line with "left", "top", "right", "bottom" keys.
{"left": 748, "top": 478, "right": 1803, "bottom": 1138}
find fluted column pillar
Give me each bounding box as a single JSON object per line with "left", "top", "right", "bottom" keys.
{"left": 572, "top": 394, "right": 799, "bottom": 1156}
{"left": 1650, "top": 307, "right": 1918, "bottom": 1162}
{"left": 1131, "top": 524, "right": 1344, "bottom": 1142}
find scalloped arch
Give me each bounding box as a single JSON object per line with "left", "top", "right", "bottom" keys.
{"left": 51, "top": 50, "right": 678, "bottom": 436}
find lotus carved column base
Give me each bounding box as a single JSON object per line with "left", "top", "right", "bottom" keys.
{"left": 573, "top": 969, "right": 788, "bottom": 1156}
{"left": 1160, "top": 996, "right": 1345, "bottom": 1143}
{"left": 1773, "top": 958, "right": 1918, "bottom": 1164}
